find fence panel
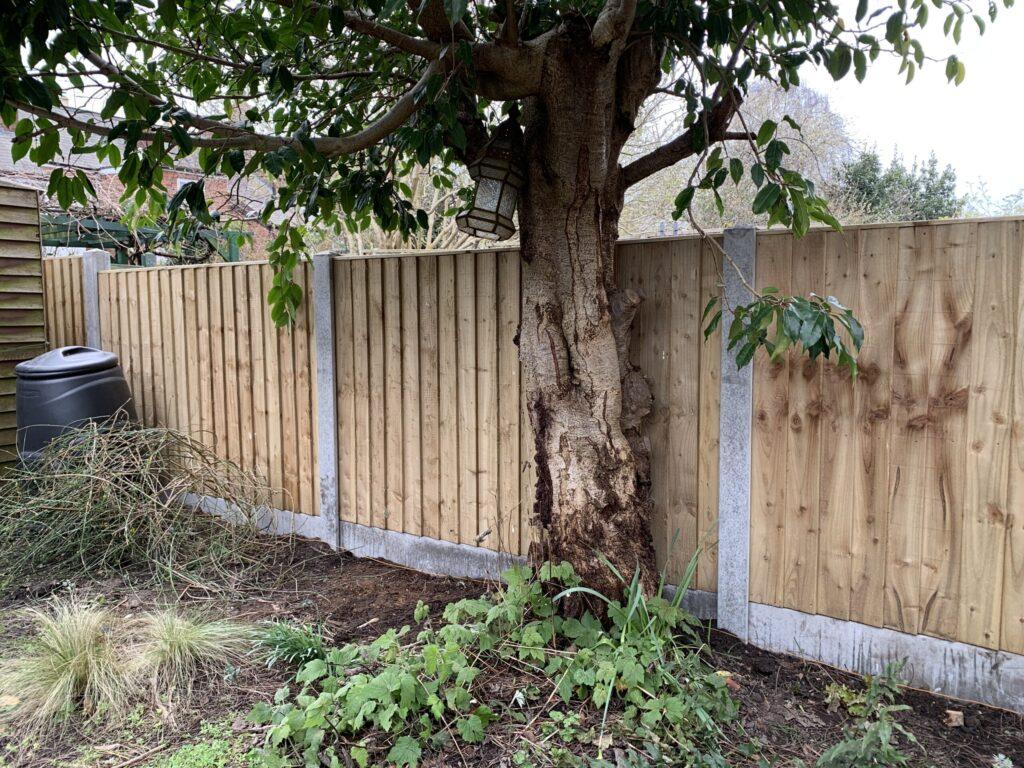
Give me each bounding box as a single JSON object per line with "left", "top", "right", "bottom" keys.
{"left": 98, "top": 262, "right": 320, "bottom": 517}
{"left": 42, "top": 256, "right": 85, "bottom": 349}
{"left": 334, "top": 251, "right": 527, "bottom": 554}
{"left": 330, "top": 243, "right": 721, "bottom": 578}
{"left": 749, "top": 219, "right": 1024, "bottom": 654}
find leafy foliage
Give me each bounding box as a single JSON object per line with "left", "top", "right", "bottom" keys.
{"left": 257, "top": 621, "right": 329, "bottom": 669}
{"left": 249, "top": 562, "right": 748, "bottom": 767}
{"left": 704, "top": 288, "right": 864, "bottom": 376}
{"left": 0, "top": 0, "right": 1004, "bottom": 322}
{"left": 815, "top": 663, "right": 920, "bottom": 768}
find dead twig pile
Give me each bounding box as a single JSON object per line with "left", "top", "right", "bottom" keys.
{"left": 0, "top": 421, "right": 288, "bottom": 594}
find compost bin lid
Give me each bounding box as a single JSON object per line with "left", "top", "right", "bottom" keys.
{"left": 15, "top": 346, "right": 119, "bottom": 379}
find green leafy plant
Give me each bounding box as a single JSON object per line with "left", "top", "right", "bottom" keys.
{"left": 257, "top": 621, "right": 328, "bottom": 668}
{"left": 705, "top": 289, "right": 864, "bottom": 376}
{"left": 816, "top": 663, "right": 920, "bottom": 768}
{"left": 0, "top": 596, "right": 133, "bottom": 732}
{"left": 249, "top": 560, "right": 745, "bottom": 768}
{"left": 135, "top": 609, "right": 256, "bottom": 701}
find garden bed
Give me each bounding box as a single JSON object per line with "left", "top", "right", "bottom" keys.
{"left": 0, "top": 540, "right": 1020, "bottom": 767}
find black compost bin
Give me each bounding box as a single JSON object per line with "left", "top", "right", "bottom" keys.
{"left": 15, "top": 346, "right": 136, "bottom": 462}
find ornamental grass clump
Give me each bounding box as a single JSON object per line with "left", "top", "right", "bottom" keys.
{"left": 135, "top": 608, "right": 256, "bottom": 700}
{"left": 0, "top": 597, "right": 133, "bottom": 732}
{"left": 0, "top": 420, "right": 286, "bottom": 594}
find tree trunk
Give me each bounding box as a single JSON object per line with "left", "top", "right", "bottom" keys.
{"left": 517, "top": 21, "right": 660, "bottom": 602}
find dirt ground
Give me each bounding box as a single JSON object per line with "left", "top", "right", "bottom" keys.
{"left": 0, "top": 540, "right": 1020, "bottom": 767}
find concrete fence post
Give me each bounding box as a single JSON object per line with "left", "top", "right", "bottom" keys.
{"left": 81, "top": 249, "right": 111, "bottom": 350}
{"left": 312, "top": 253, "right": 340, "bottom": 549}
{"left": 716, "top": 227, "right": 756, "bottom": 642}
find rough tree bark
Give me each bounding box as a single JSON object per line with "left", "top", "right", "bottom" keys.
{"left": 516, "top": 19, "right": 665, "bottom": 600}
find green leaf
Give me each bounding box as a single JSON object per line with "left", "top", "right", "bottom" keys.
{"left": 387, "top": 736, "right": 422, "bottom": 767}
{"left": 729, "top": 158, "right": 743, "bottom": 184}
{"left": 158, "top": 0, "right": 177, "bottom": 26}
{"left": 756, "top": 120, "right": 777, "bottom": 147}
{"left": 828, "top": 44, "right": 853, "bottom": 80}
{"left": 456, "top": 714, "right": 485, "bottom": 743}
{"left": 350, "top": 746, "right": 369, "bottom": 768}
{"left": 752, "top": 183, "right": 781, "bottom": 214}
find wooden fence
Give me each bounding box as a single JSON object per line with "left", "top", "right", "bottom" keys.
{"left": 750, "top": 219, "right": 1024, "bottom": 655}
{"left": 38, "top": 217, "right": 1024, "bottom": 661}
{"left": 42, "top": 256, "right": 86, "bottom": 348}
{"left": 0, "top": 183, "right": 45, "bottom": 468}
{"left": 96, "top": 262, "right": 320, "bottom": 517}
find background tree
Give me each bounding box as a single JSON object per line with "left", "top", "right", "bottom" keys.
{"left": 1, "top": 0, "right": 1001, "bottom": 596}
{"left": 829, "top": 149, "right": 964, "bottom": 222}
{"left": 621, "top": 82, "right": 857, "bottom": 234}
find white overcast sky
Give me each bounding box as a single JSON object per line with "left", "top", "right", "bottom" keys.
{"left": 801, "top": 1, "right": 1024, "bottom": 197}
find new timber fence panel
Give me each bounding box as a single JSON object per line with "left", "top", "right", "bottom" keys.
{"left": 333, "top": 251, "right": 529, "bottom": 555}
{"left": 96, "top": 262, "right": 320, "bottom": 518}
{"left": 746, "top": 218, "right": 1024, "bottom": 655}
{"left": 330, "top": 244, "right": 720, "bottom": 571}
{"left": 0, "top": 183, "right": 45, "bottom": 468}
{"left": 42, "top": 256, "right": 85, "bottom": 349}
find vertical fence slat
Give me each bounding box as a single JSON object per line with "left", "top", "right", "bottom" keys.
{"left": 235, "top": 267, "right": 255, "bottom": 475}
{"left": 476, "top": 253, "right": 499, "bottom": 550}
{"left": 497, "top": 250, "right": 521, "bottom": 555}
{"left": 261, "top": 265, "right": 284, "bottom": 510}
{"left": 917, "top": 222, "right": 974, "bottom": 638}
{"left": 750, "top": 233, "right": 791, "bottom": 607}
{"left": 456, "top": 252, "right": 478, "bottom": 545}
{"left": 419, "top": 255, "right": 441, "bottom": 541}
{"left": 666, "top": 241, "right": 700, "bottom": 582}
{"left": 438, "top": 254, "right": 459, "bottom": 544}
{"left": 367, "top": 259, "right": 387, "bottom": 529}
{"left": 335, "top": 259, "right": 357, "bottom": 525}
{"left": 818, "top": 229, "right": 860, "bottom": 621}
{"left": 959, "top": 220, "right": 1015, "bottom": 649}
{"left": 383, "top": 259, "right": 404, "bottom": 529}
{"left": 849, "top": 227, "right": 897, "bottom": 628}
{"left": 696, "top": 242, "right": 721, "bottom": 592}
{"left": 782, "top": 231, "right": 824, "bottom": 615}
{"left": 1003, "top": 220, "right": 1024, "bottom": 654}
{"left": 293, "top": 265, "right": 316, "bottom": 515}
{"left": 401, "top": 257, "right": 422, "bottom": 536}
{"left": 884, "top": 225, "right": 934, "bottom": 635}
{"left": 249, "top": 266, "right": 270, "bottom": 490}
{"left": 351, "top": 260, "right": 371, "bottom": 529}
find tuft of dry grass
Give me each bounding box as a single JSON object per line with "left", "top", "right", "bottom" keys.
{"left": 0, "top": 597, "right": 133, "bottom": 732}
{"left": 135, "top": 608, "right": 256, "bottom": 701}
{"left": 0, "top": 420, "right": 290, "bottom": 594}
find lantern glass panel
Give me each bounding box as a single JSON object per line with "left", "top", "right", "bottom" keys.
{"left": 498, "top": 185, "right": 517, "bottom": 219}
{"left": 474, "top": 177, "right": 502, "bottom": 211}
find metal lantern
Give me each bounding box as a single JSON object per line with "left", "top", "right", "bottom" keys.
{"left": 456, "top": 120, "right": 524, "bottom": 241}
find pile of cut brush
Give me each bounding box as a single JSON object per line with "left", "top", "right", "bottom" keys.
{"left": 0, "top": 421, "right": 290, "bottom": 594}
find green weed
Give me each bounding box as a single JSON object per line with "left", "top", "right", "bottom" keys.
{"left": 250, "top": 559, "right": 746, "bottom": 767}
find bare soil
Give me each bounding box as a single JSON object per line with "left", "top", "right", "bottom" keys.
{"left": 0, "top": 540, "right": 1020, "bottom": 767}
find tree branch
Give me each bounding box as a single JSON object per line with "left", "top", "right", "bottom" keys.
{"left": 15, "top": 61, "right": 440, "bottom": 158}
{"left": 619, "top": 89, "right": 743, "bottom": 188}
{"left": 591, "top": 0, "right": 639, "bottom": 48}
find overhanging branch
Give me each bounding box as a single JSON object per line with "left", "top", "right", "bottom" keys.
{"left": 15, "top": 60, "right": 441, "bottom": 158}
{"left": 619, "top": 89, "right": 743, "bottom": 188}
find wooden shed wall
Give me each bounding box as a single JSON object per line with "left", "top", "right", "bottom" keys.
{"left": 0, "top": 184, "right": 45, "bottom": 467}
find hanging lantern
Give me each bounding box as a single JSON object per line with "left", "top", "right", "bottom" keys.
{"left": 456, "top": 120, "right": 524, "bottom": 241}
